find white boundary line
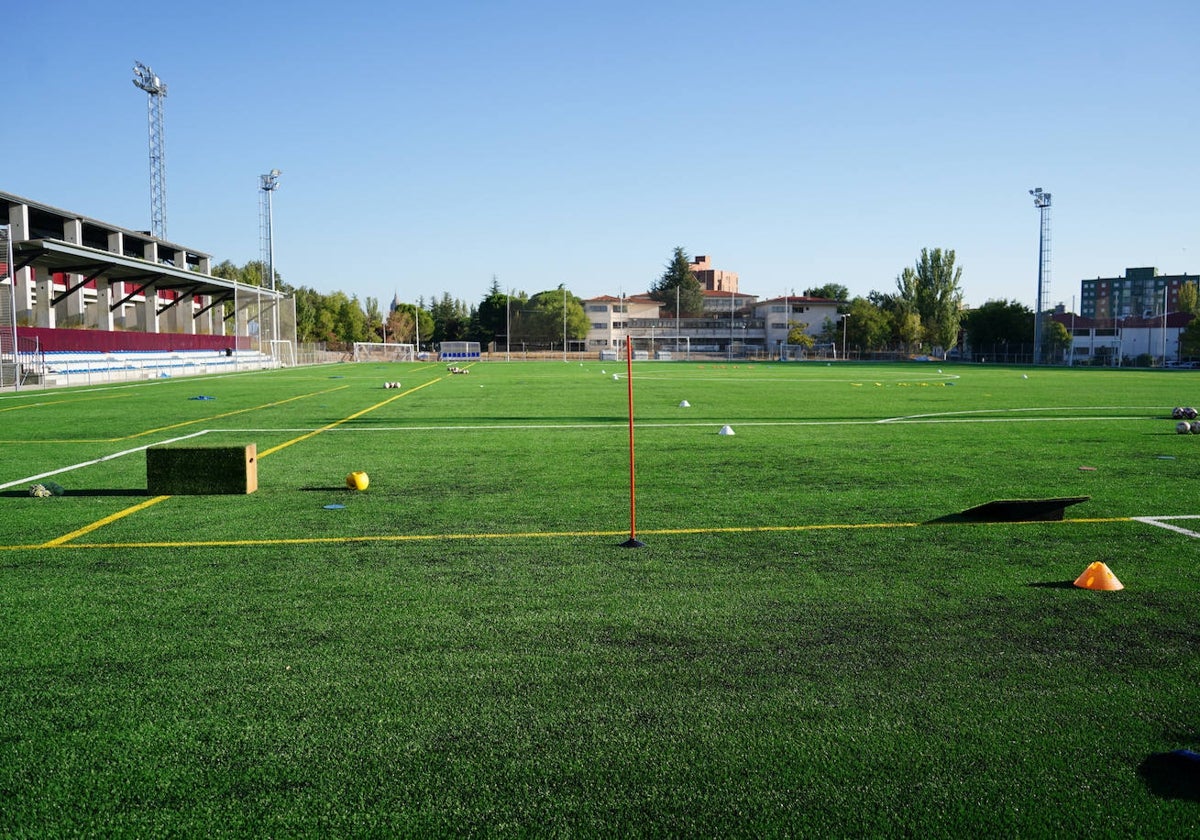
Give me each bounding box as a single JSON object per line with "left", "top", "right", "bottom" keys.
{"left": 1133, "top": 516, "right": 1200, "bottom": 539}
{"left": 0, "top": 430, "right": 211, "bottom": 491}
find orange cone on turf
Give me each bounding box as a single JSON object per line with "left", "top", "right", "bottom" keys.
{"left": 1074, "top": 561, "right": 1123, "bottom": 591}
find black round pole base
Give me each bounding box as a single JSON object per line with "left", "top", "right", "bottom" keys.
{"left": 619, "top": 538, "right": 646, "bottom": 548}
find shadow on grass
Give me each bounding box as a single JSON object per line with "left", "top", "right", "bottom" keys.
{"left": 1138, "top": 751, "right": 1200, "bottom": 801}
{"left": 1026, "top": 581, "right": 1078, "bottom": 589}
{"left": 0, "top": 488, "right": 150, "bottom": 498}
{"left": 300, "top": 486, "right": 354, "bottom": 492}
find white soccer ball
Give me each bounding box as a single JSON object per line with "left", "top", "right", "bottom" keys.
{"left": 1172, "top": 407, "right": 1185, "bottom": 419}
{"left": 1177, "top": 421, "right": 1192, "bottom": 434}
{"left": 1185, "top": 407, "right": 1198, "bottom": 420}
{"left": 1191, "top": 421, "right": 1200, "bottom": 435}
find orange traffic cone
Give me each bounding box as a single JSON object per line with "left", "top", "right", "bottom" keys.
{"left": 1073, "top": 561, "right": 1123, "bottom": 591}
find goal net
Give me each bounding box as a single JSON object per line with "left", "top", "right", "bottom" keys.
{"left": 440, "top": 341, "right": 481, "bottom": 362}
{"left": 353, "top": 342, "right": 415, "bottom": 363}
{"left": 267, "top": 339, "right": 296, "bottom": 367}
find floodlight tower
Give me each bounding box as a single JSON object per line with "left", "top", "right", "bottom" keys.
{"left": 132, "top": 61, "right": 168, "bottom": 240}
{"left": 1030, "top": 187, "right": 1052, "bottom": 364}
{"left": 259, "top": 169, "right": 282, "bottom": 343}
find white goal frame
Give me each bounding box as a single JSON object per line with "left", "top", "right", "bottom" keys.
{"left": 267, "top": 339, "right": 296, "bottom": 367}
{"left": 353, "top": 342, "right": 416, "bottom": 363}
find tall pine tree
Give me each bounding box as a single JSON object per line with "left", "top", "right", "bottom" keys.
{"left": 650, "top": 246, "right": 705, "bottom": 317}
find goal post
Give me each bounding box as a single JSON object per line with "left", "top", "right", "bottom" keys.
{"left": 267, "top": 339, "right": 296, "bottom": 367}
{"left": 352, "top": 342, "right": 415, "bottom": 363}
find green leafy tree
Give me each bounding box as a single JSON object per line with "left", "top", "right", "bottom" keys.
{"left": 1044, "top": 320, "right": 1073, "bottom": 362}
{"left": 907, "top": 248, "right": 963, "bottom": 356}
{"left": 1178, "top": 281, "right": 1199, "bottom": 316}
{"left": 650, "top": 247, "right": 705, "bottom": 317}
{"left": 364, "top": 297, "right": 384, "bottom": 341}
{"left": 844, "top": 296, "right": 893, "bottom": 351}
{"left": 962, "top": 299, "right": 1034, "bottom": 353}
{"left": 786, "top": 322, "right": 813, "bottom": 348}
{"left": 1179, "top": 318, "right": 1200, "bottom": 359}
{"left": 889, "top": 269, "right": 925, "bottom": 351}
{"left": 430, "top": 293, "right": 470, "bottom": 343}
{"left": 292, "top": 286, "right": 324, "bottom": 343}
{"left": 517, "top": 286, "right": 589, "bottom": 345}
{"left": 387, "top": 302, "right": 434, "bottom": 346}
{"left": 471, "top": 279, "right": 519, "bottom": 348}
{"left": 326, "top": 292, "right": 370, "bottom": 345}
{"left": 803, "top": 283, "right": 850, "bottom": 305}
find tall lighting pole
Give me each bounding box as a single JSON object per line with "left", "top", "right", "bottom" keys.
{"left": 132, "top": 61, "right": 168, "bottom": 240}
{"left": 841, "top": 313, "right": 851, "bottom": 360}
{"left": 260, "top": 170, "right": 282, "bottom": 348}
{"left": 1030, "top": 187, "right": 1052, "bottom": 364}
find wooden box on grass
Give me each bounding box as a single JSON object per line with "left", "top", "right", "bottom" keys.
{"left": 146, "top": 443, "right": 258, "bottom": 495}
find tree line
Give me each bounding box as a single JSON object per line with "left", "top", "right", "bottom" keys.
{"left": 211, "top": 262, "right": 589, "bottom": 350}
{"left": 214, "top": 245, "right": 1184, "bottom": 358}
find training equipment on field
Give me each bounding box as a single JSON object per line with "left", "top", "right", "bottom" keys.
{"left": 1185, "top": 407, "right": 1198, "bottom": 420}
{"left": 1191, "top": 421, "right": 1200, "bottom": 435}
{"left": 719, "top": 425, "right": 735, "bottom": 436}
{"left": 353, "top": 342, "right": 415, "bottom": 363}
{"left": 679, "top": 400, "right": 690, "bottom": 407}
{"left": 1173, "top": 407, "right": 1185, "bottom": 419}
{"left": 1177, "top": 421, "right": 1192, "bottom": 434}
{"left": 1074, "top": 561, "right": 1124, "bottom": 591}
{"left": 147, "top": 444, "right": 258, "bottom": 495}
{"left": 927, "top": 496, "right": 1090, "bottom": 524}
{"left": 440, "top": 341, "right": 481, "bottom": 362}
{"left": 346, "top": 471, "right": 369, "bottom": 491}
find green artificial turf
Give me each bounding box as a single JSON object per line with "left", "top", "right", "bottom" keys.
{"left": 1, "top": 361, "right": 1198, "bottom": 837}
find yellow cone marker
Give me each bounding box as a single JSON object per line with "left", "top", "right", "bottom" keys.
{"left": 346, "top": 471, "right": 369, "bottom": 491}
{"left": 1073, "top": 561, "right": 1123, "bottom": 591}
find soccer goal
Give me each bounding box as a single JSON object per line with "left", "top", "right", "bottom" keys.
{"left": 267, "top": 339, "right": 296, "bottom": 367}
{"left": 353, "top": 342, "right": 415, "bottom": 363}
{"left": 440, "top": 341, "right": 481, "bottom": 362}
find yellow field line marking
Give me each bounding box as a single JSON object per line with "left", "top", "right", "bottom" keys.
{"left": 0, "top": 385, "right": 350, "bottom": 444}
{"left": 4, "top": 516, "right": 1148, "bottom": 552}
{"left": 0, "top": 393, "right": 131, "bottom": 414}
{"left": 257, "top": 378, "right": 443, "bottom": 457}
{"left": 34, "top": 378, "right": 443, "bottom": 548}
{"left": 39, "top": 496, "right": 173, "bottom": 547}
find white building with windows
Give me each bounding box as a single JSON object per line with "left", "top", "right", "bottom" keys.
{"left": 581, "top": 291, "right": 841, "bottom": 358}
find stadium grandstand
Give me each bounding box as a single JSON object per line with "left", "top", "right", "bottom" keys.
{"left": 1, "top": 190, "right": 291, "bottom": 388}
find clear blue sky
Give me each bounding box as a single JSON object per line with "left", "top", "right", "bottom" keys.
{"left": 8, "top": 0, "right": 1197, "bottom": 311}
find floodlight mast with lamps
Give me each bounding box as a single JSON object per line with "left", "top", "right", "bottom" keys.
{"left": 1030, "top": 187, "right": 1052, "bottom": 364}
{"left": 132, "top": 61, "right": 168, "bottom": 240}
{"left": 260, "top": 170, "right": 282, "bottom": 346}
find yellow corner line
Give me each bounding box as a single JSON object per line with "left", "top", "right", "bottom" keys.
{"left": 40, "top": 496, "right": 172, "bottom": 548}
{"left": 6, "top": 515, "right": 1149, "bottom": 553}
{"left": 258, "top": 378, "right": 443, "bottom": 458}
{"left": 127, "top": 385, "right": 350, "bottom": 440}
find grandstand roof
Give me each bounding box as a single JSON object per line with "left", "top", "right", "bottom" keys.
{"left": 10, "top": 238, "right": 264, "bottom": 306}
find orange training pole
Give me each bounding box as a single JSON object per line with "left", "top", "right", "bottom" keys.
{"left": 621, "top": 335, "right": 644, "bottom": 547}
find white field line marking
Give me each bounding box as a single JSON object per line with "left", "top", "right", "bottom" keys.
{"left": 626, "top": 374, "right": 963, "bottom": 384}
{"left": 1133, "top": 516, "right": 1200, "bottom": 539}
{"left": 879, "top": 406, "right": 1165, "bottom": 423}
{"left": 0, "top": 430, "right": 211, "bottom": 491}
{"left": 217, "top": 413, "right": 1160, "bottom": 434}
